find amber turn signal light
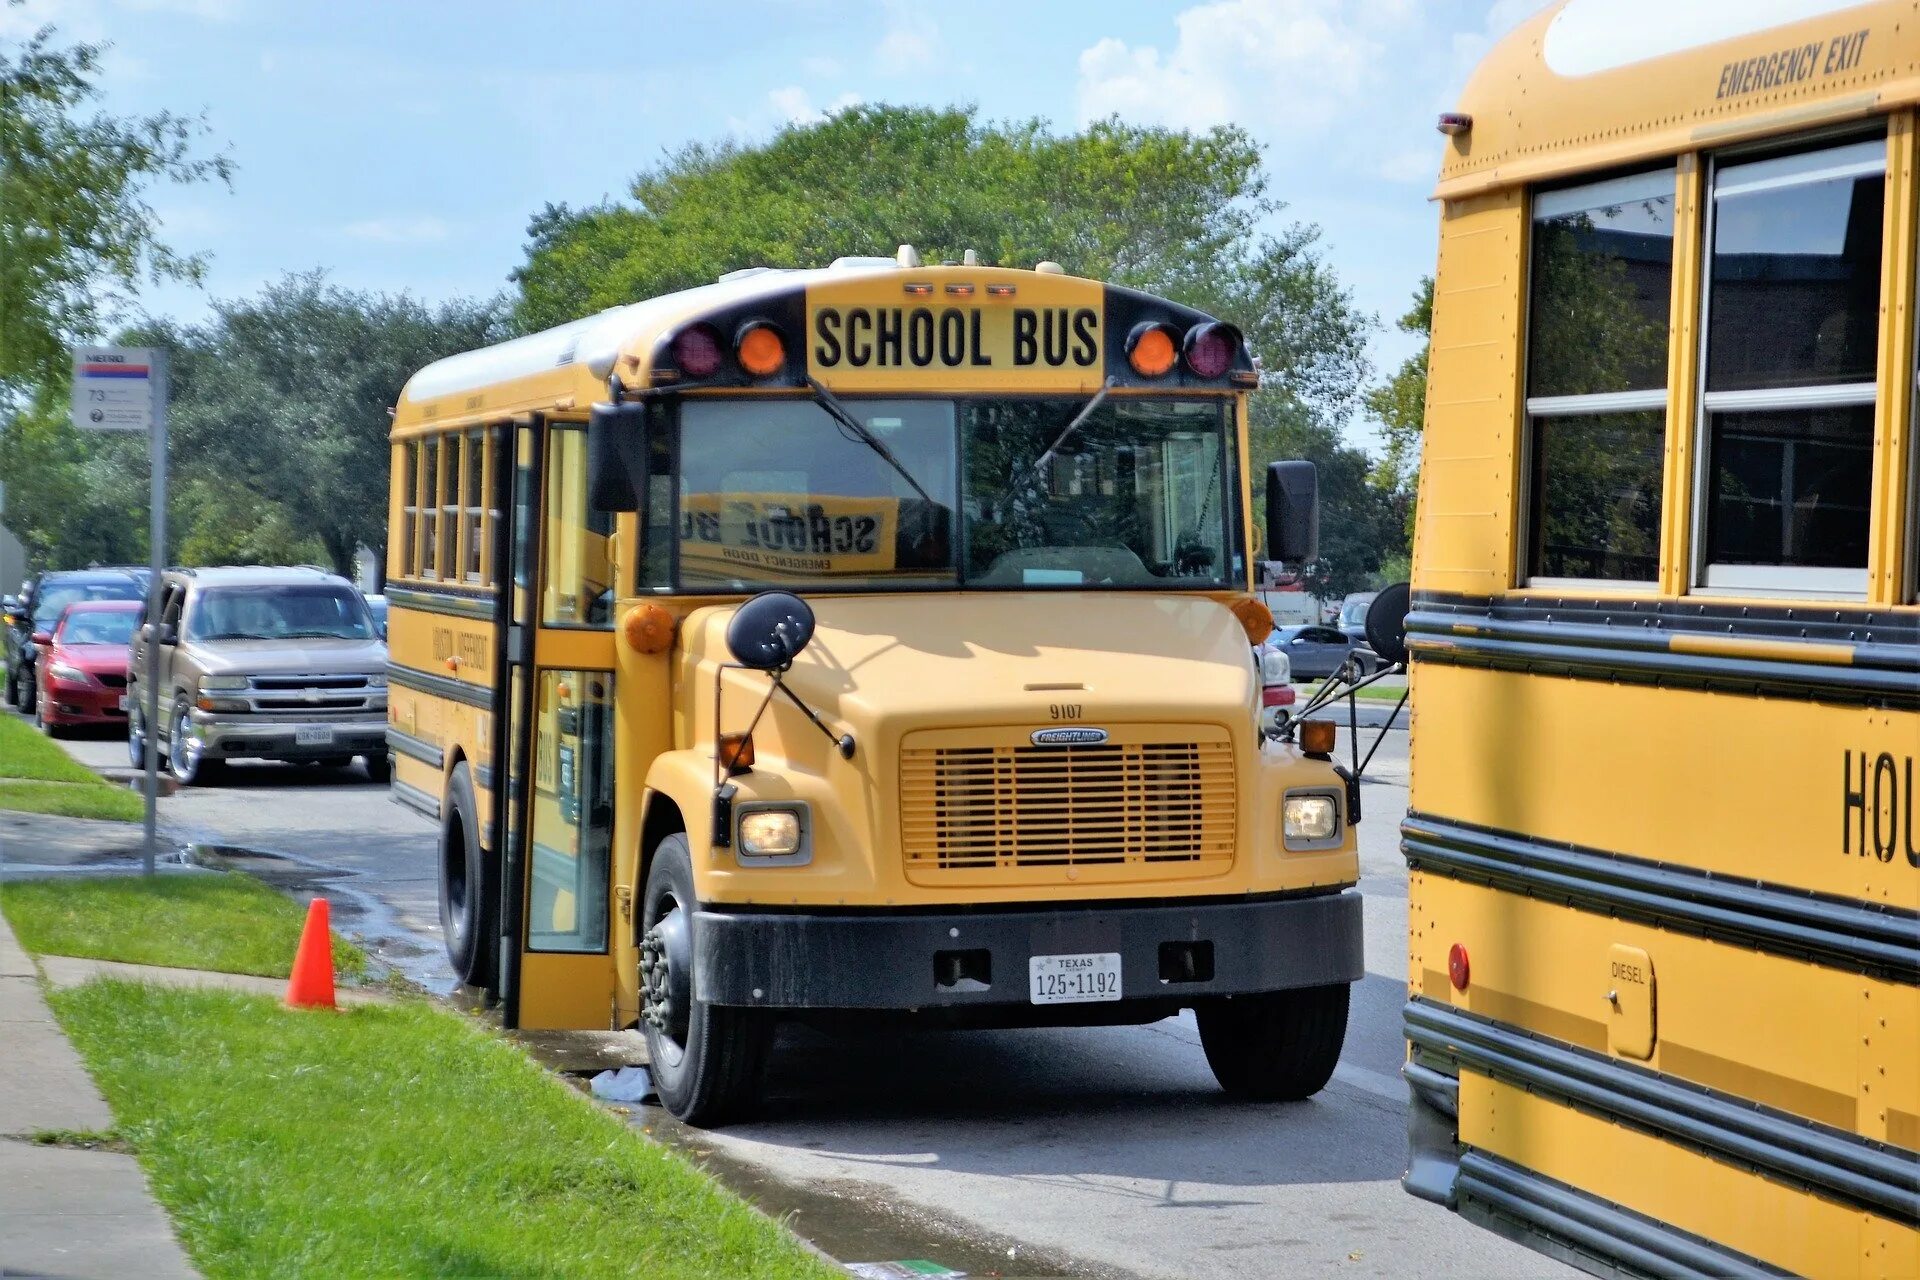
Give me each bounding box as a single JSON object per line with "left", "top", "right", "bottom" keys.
{"left": 719, "top": 732, "right": 755, "bottom": 774}
{"left": 1298, "top": 719, "right": 1336, "bottom": 755}
{"left": 1126, "top": 322, "right": 1178, "bottom": 378}
{"left": 736, "top": 323, "right": 786, "bottom": 378}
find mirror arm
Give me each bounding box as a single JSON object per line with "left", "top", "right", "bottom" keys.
{"left": 773, "top": 679, "right": 855, "bottom": 759}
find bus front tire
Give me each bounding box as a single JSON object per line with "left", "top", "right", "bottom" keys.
{"left": 640, "top": 833, "right": 770, "bottom": 1127}
{"left": 1196, "top": 982, "right": 1350, "bottom": 1102}
{"left": 437, "top": 762, "right": 496, "bottom": 990}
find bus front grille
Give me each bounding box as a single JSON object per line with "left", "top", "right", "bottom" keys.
{"left": 900, "top": 729, "right": 1235, "bottom": 884}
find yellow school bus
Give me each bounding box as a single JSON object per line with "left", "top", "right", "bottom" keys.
{"left": 386, "top": 249, "right": 1363, "bottom": 1124}
{"left": 1407, "top": 3, "right": 1920, "bottom": 1275}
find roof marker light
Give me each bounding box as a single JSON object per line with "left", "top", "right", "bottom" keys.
{"left": 672, "top": 324, "right": 724, "bottom": 380}
{"left": 1126, "top": 322, "right": 1179, "bottom": 378}
{"left": 1437, "top": 112, "right": 1472, "bottom": 136}
{"left": 904, "top": 282, "right": 934, "bottom": 297}
{"left": 945, "top": 283, "right": 975, "bottom": 297}
{"left": 986, "top": 284, "right": 1017, "bottom": 297}
{"left": 736, "top": 323, "right": 786, "bottom": 378}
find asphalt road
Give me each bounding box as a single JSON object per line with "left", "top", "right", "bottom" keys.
{"left": 46, "top": 717, "right": 1568, "bottom": 1279}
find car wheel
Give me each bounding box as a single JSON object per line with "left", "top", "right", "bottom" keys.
{"left": 1196, "top": 983, "right": 1350, "bottom": 1102}
{"left": 2, "top": 664, "right": 15, "bottom": 709}
{"left": 437, "top": 762, "right": 496, "bottom": 990}
{"left": 167, "top": 698, "right": 221, "bottom": 786}
{"left": 641, "top": 833, "right": 771, "bottom": 1127}
{"left": 17, "top": 667, "right": 35, "bottom": 717}
{"left": 362, "top": 752, "right": 391, "bottom": 784}
{"left": 128, "top": 703, "right": 150, "bottom": 768}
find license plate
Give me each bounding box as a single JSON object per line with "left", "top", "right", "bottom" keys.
{"left": 116, "top": 695, "right": 128, "bottom": 711}
{"left": 1028, "top": 952, "right": 1122, "bottom": 1005}
{"left": 294, "top": 726, "right": 333, "bottom": 747}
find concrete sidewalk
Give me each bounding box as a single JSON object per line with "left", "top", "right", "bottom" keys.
{"left": 0, "top": 912, "right": 199, "bottom": 1279}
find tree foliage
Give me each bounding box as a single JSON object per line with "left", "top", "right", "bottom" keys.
{"left": 0, "top": 12, "right": 229, "bottom": 397}
{"left": 516, "top": 104, "right": 1389, "bottom": 591}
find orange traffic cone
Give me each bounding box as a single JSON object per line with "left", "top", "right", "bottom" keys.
{"left": 285, "top": 897, "right": 337, "bottom": 1010}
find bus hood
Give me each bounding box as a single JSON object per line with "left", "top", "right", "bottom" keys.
{"left": 683, "top": 592, "right": 1258, "bottom": 747}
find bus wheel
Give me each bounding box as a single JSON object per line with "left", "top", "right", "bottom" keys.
{"left": 1196, "top": 983, "right": 1350, "bottom": 1102}
{"left": 639, "top": 833, "right": 769, "bottom": 1127}
{"left": 437, "top": 762, "right": 497, "bottom": 990}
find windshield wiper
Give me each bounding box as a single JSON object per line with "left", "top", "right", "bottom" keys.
{"left": 200, "top": 632, "right": 273, "bottom": 641}
{"left": 280, "top": 630, "right": 359, "bottom": 639}
{"left": 803, "top": 376, "right": 934, "bottom": 506}
{"left": 1025, "top": 377, "right": 1116, "bottom": 483}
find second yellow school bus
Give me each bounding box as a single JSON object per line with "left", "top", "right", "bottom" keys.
{"left": 1409, "top": 3, "right": 1919, "bottom": 1276}
{"left": 386, "top": 249, "right": 1364, "bottom": 1124}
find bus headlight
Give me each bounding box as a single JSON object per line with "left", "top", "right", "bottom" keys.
{"left": 1282, "top": 792, "right": 1340, "bottom": 850}
{"left": 737, "top": 804, "right": 809, "bottom": 861}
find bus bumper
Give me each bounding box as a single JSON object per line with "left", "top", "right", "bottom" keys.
{"left": 692, "top": 889, "right": 1362, "bottom": 1011}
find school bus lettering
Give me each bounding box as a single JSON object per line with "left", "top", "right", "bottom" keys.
{"left": 1842, "top": 750, "right": 1918, "bottom": 866}
{"left": 1714, "top": 27, "right": 1868, "bottom": 99}
{"left": 813, "top": 305, "right": 1098, "bottom": 370}
{"left": 678, "top": 493, "right": 897, "bottom": 579}
{"left": 430, "top": 626, "right": 490, "bottom": 673}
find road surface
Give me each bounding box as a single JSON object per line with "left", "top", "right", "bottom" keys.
{"left": 43, "top": 717, "right": 1567, "bottom": 1279}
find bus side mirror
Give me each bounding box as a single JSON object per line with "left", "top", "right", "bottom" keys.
{"left": 726, "top": 591, "right": 816, "bottom": 672}
{"left": 587, "top": 402, "right": 648, "bottom": 514}
{"left": 1265, "top": 460, "right": 1318, "bottom": 564}
{"left": 1365, "top": 581, "right": 1412, "bottom": 668}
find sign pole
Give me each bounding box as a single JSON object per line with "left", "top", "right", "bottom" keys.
{"left": 142, "top": 350, "right": 167, "bottom": 876}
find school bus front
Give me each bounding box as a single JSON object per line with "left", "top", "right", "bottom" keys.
{"left": 387, "top": 256, "right": 1363, "bottom": 1126}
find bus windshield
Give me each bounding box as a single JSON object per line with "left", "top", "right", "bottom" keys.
{"left": 675, "top": 397, "right": 1236, "bottom": 591}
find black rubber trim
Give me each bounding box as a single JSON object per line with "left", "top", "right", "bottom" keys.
{"left": 386, "top": 662, "right": 496, "bottom": 711}
{"left": 695, "top": 890, "right": 1363, "bottom": 1009}
{"left": 385, "top": 726, "right": 445, "bottom": 771}
{"left": 389, "top": 777, "right": 439, "bottom": 822}
{"left": 1405, "top": 998, "right": 1920, "bottom": 1222}
{"left": 473, "top": 762, "right": 495, "bottom": 792}
{"left": 1407, "top": 591, "right": 1919, "bottom": 708}
{"left": 1403, "top": 813, "right": 1920, "bottom": 983}
{"left": 1457, "top": 1151, "right": 1796, "bottom": 1280}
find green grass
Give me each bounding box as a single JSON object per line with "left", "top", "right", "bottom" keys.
{"left": 1301, "top": 680, "right": 1410, "bottom": 703}
{"left": 0, "top": 872, "right": 366, "bottom": 979}
{"left": 52, "top": 983, "right": 840, "bottom": 1280}
{"left": 0, "top": 713, "right": 105, "bottom": 783}
{"left": 0, "top": 777, "right": 145, "bottom": 820}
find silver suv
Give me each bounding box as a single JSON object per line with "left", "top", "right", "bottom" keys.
{"left": 128, "top": 567, "right": 389, "bottom": 786}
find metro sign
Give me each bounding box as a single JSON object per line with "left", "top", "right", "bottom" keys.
{"left": 72, "top": 347, "right": 160, "bottom": 432}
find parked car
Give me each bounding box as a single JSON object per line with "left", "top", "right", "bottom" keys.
{"left": 1264, "top": 624, "right": 1375, "bottom": 682}
{"left": 4, "top": 568, "right": 149, "bottom": 714}
{"left": 33, "top": 600, "right": 142, "bottom": 735}
{"left": 1335, "top": 591, "right": 1377, "bottom": 644}
{"left": 129, "top": 566, "right": 390, "bottom": 786}
{"left": 362, "top": 593, "right": 388, "bottom": 639}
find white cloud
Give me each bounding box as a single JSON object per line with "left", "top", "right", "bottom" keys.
{"left": 768, "top": 86, "right": 861, "bottom": 126}
{"left": 875, "top": 3, "right": 936, "bottom": 73}
{"left": 338, "top": 216, "right": 450, "bottom": 245}
{"left": 802, "top": 54, "right": 842, "bottom": 78}
{"left": 1077, "top": 0, "right": 1414, "bottom": 135}
{"left": 1376, "top": 145, "right": 1441, "bottom": 184}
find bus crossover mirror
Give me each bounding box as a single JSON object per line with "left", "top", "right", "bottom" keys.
{"left": 1265, "top": 460, "right": 1319, "bottom": 565}
{"left": 1364, "top": 582, "right": 1412, "bottom": 668}
{"left": 726, "top": 591, "right": 817, "bottom": 671}
{"left": 586, "top": 402, "right": 648, "bottom": 515}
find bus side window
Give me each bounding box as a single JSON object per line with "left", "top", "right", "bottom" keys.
{"left": 420, "top": 436, "right": 441, "bottom": 581}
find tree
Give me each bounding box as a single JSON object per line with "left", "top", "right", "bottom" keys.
{"left": 143, "top": 275, "right": 506, "bottom": 579}
{"left": 514, "top": 104, "right": 1381, "bottom": 583}
{"left": 0, "top": 12, "right": 229, "bottom": 399}
{"left": 1365, "top": 277, "right": 1431, "bottom": 503}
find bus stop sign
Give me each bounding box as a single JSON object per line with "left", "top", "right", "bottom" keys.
{"left": 72, "top": 347, "right": 159, "bottom": 432}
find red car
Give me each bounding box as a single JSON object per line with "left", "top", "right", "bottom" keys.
{"left": 35, "top": 600, "right": 141, "bottom": 734}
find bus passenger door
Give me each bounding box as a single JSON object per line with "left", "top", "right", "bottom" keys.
{"left": 497, "top": 417, "right": 619, "bottom": 1031}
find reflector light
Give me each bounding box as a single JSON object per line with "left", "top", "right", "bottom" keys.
{"left": 673, "top": 325, "right": 724, "bottom": 379}
{"left": 1298, "top": 719, "right": 1336, "bottom": 754}
{"left": 736, "top": 323, "right": 786, "bottom": 378}
{"left": 1448, "top": 942, "right": 1470, "bottom": 991}
{"left": 719, "top": 732, "right": 755, "bottom": 773}
{"left": 1126, "top": 322, "right": 1178, "bottom": 378}
{"left": 904, "top": 282, "right": 934, "bottom": 296}
{"left": 1183, "top": 322, "right": 1237, "bottom": 379}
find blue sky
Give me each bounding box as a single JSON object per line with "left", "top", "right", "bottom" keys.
{"left": 6, "top": 0, "right": 1537, "bottom": 443}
